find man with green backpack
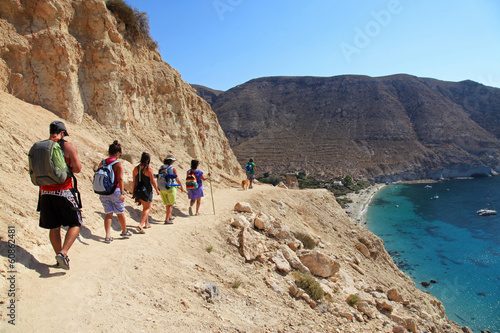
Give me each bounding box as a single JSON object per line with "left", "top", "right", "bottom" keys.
{"left": 245, "top": 158, "right": 257, "bottom": 189}
{"left": 28, "top": 121, "right": 82, "bottom": 270}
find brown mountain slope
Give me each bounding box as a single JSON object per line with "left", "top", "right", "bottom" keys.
{"left": 191, "top": 84, "right": 224, "bottom": 105}
{"left": 202, "top": 75, "right": 500, "bottom": 181}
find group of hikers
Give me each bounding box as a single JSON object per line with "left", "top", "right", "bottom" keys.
{"left": 29, "top": 121, "right": 211, "bottom": 270}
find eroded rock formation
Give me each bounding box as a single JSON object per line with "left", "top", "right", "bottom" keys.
{"left": 0, "top": 0, "right": 240, "bottom": 175}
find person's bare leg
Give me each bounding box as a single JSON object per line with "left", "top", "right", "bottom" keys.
{"left": 139, "top": 201, "right": 152, "bottom": 228}
{"left": 166, "top": 205, "right": 173, "bottom": 221}
{"left": 195, "top": 198, "right": 201, "bottom": 215}
{"left": 117, "top": 213, "right": 127, "bottom": 233}
{"left": 60, "top": 226, "right": 81, "bottom": 255}
{"left": 104, "top": 213, "right": 113, "bottom": 238}
{"left": 49, "top": 227, "right": 62, "bottom": 254}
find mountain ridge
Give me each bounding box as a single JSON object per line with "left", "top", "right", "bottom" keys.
{"left": 194, "top": 74, "right": 500, "bottom": 182}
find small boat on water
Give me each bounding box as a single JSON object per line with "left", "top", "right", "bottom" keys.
{"left": 476, "top": 209, "right": 497, "bottom": 216}
{"left": 430, "top": 195, "right": 439, "bottom": 200}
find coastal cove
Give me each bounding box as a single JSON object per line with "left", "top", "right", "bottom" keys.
{"left": 365, "top": 177, "right": 500, "bottom": 332}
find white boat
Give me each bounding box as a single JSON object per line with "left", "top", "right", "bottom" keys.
{"left": 431, "top": 195, "right": 439, "bottom": 200}
{"left": 476, "top": 209, "right": 497, "bottom": 216}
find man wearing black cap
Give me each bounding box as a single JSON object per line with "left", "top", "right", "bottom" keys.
{"left": 39, "top": 121, "right": 82, "bottom": 270}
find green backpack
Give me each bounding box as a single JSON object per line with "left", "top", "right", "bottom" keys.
{"left": 28, "top": 140, "right": 70, "bottom": 186}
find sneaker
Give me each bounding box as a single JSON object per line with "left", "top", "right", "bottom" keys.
{"left": 189, "top": 206, "right": 193, "bottom": 216}
{"left": 55, "top": 252, "right": 70, "bottom": 270}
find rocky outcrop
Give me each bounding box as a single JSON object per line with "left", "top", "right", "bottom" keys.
{"left": 0, "top": 0, "right": 241, "bottom": 176}
{"left": 196, "top": 75, "right": 500, "bottom": 181}
{"left": 226, "top": 199, "right": 464, "bottom": 332}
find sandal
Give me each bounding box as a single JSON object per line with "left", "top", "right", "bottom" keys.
{"left": 55, "top": 252, "right": 70, "bottom": 270}
{"left": 164, "top": 219, "right": 174, "bottom": 224}
{"left": 136, "top": 227, "right": 145, "bottom": 234}
{"left": 104, "top": 237, "right": 114, "bottom": 243}
{"left": 120, "top": 231, "right": 132, "bottom": 238}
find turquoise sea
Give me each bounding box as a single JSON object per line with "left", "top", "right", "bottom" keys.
{"left": 366, "top": 177, "right": 500, "bottom": 333}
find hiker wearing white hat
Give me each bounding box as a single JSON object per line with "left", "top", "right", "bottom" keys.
{"left": 158, "top": 154, "right": 184, "bottom": 224}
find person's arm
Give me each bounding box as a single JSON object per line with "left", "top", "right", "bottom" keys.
{"left": 114, "top": 162, "right": 125, "bottom": 202}
{"left": 132, "top": 166, "right": 138, "bottom": 198}
{"left": 201, "top": 171, "right": 210, "bottom": 181}
{"left": 173, "top": 167, "right": 184, "bottom": 192}
{"left": 94, "top": 160, "right": 103, "bottom": 172}
{"left": 64, "top": 142, "right": 82, "bottom": 173}
{"left": 148, "top": 166, "right": 160, "bottom": 195}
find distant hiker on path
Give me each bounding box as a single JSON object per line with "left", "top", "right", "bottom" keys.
{"left": 31, "top": 121, "right": 82, "bottom": 270}
{"left": 95, "top": 141, "right": 132, "bottom": 243}
{"left": 186, "top": 159, "right": 210, "bottom": 216}
{"left": 245, "top": 158, "right": 257, "bottom": 189}
{"left": 158, "top": 154, "right": 184, "bottom": 224}
{"left": 132, "top": 152, "right": 160, "bottom": 233}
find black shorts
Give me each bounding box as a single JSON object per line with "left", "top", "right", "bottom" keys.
{"left": 39, "top": 189, "right": 82, "bottom": 229}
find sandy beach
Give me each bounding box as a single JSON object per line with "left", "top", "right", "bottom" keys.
{"left": 343, "top": 183, "right": 387, "bottom": 224}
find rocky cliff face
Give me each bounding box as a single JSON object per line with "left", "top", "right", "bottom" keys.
{"left": 198, "top": 75, "right": 500, "bottom": 182}
{"left": 0, "top": 0, "right": 241, "bottom": 176}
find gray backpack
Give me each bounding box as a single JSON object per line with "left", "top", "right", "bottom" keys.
{"left": 157, "top": 165, "right": 176, "bottom": 191}
{"left": 28, "top": 140, "right": 70, "bottom": 186}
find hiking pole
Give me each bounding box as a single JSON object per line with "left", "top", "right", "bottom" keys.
{"left": 207, "top": 160, "right": 215, "bottom": 215}
{"left": 204, "top": 132, "right": 216, "bottom": 215}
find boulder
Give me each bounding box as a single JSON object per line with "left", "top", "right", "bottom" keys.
{"left": 339, "top": 312, "right": 354, "bottom": 321}
{"left": 239, "top": 227, "right": 268, "bottom": 261}
{"left": 265, "top": 276, "right": 286, "bottom": 294}
{"left": 253, "top": 212, "right": 270, "bottom": 230}
{"left": 280, "top": 245, "right": 310, "bottom": 273}
{"left": 355, "top": 242, "right": 371, "bottom": 258}
{"left": 357, "top": 301, "right": 376, "bottom": 319}
{"left": 298, "top": 250, "right": 340, "bottom": 278}
{"left": 392, "top": 326, "right": 406, "bottom": 333}
{"left": 230, "top": 215, "right": 251, "bottom": 229}
{"left": 349, "top": 262, "right": 365, "bottom": 275}
{"left": 387, "top": 288, "right": 404, "bottom": 303}
{"left": 420, "top": 281, "right": 431, "bottom": 287}
{"left": 267, "top": 218, "right": 295, "bottom": 240}
{"left": 376, "top": 299, "right": 393, "bottom": 313}
{"left": 287, "top": 239, "right": 302, "bottom": 251}
{"left": 405, "top": 318, "right": 418, "bottom": 333}
{"left": 234, "top": 202, "right": 253, "bottom": 213}
{"left": 289, "top": 284, "right": 305, "bottom": 298}
{"left": 271, "top": 250, "right": 292, "bottom": 273}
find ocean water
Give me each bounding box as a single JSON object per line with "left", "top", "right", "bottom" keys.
{"left": 366, "top": 177, "right": 500, "bottom": 333}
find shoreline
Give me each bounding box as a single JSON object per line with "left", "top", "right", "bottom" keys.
{"left": 343, "top": 179, "right": 447, "bottom": 225}
{"left": 344, "top": 183, "right": 387, "bottom": 225}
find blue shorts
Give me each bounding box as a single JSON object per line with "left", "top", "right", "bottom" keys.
{"left": 247, "top": 174, "right": 255, "bottom": 180}
{"left": 99, "top": 189, "right": 125, "bottom": 214}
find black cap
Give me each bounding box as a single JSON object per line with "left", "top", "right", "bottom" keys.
{"left": 49, "top": 121, "right": 69, "bottom": 136}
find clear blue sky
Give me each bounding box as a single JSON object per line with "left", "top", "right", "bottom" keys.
{"left": 125, "top": 0, "right": 500, "bottom": 91}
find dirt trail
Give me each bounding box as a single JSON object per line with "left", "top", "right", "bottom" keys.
{"left": 13, "top": 182, "right": 292, "bottom": 332}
